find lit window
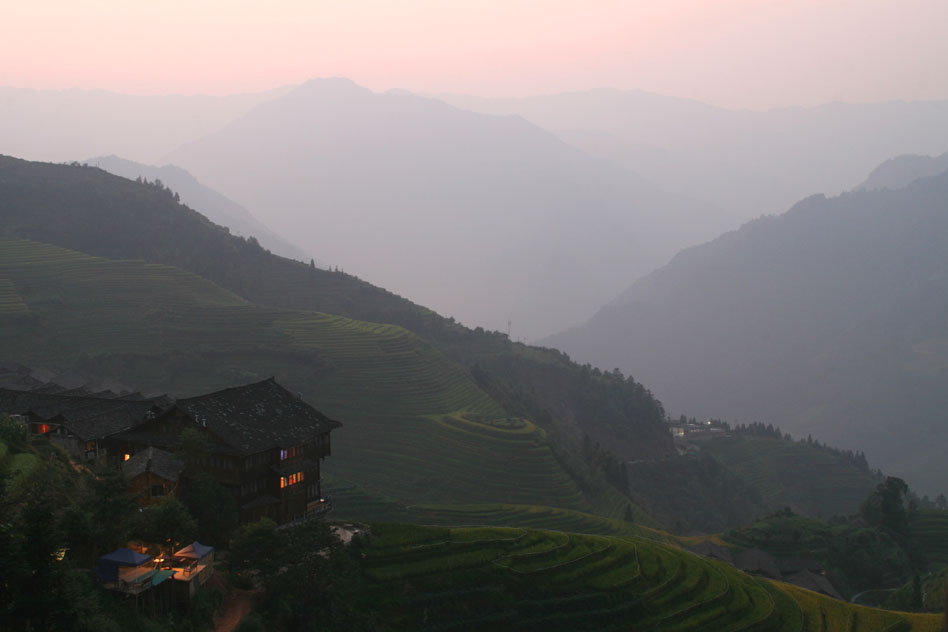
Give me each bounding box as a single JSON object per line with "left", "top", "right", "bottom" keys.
{"left": 280, "top": 471, "right": 305, "bottom": 488}
{"left": 123, "top": 453, "right": 131, "bottom": 461}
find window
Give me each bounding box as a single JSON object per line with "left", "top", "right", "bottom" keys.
{"left": 280, "top": 445, "right": 302, "bottom": 460}
{"left": 123, "top": 453, "right": 131, "bottom": 461}
{"left": 280, "top": 471, "right": 305, "bottom": 488}
{"left": 36, "top": 423, "right": 50, "bottom": 434}
{"left": 151, "top": 485, "right": 165, "bottom": 497}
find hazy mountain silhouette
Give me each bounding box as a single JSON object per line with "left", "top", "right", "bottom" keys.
{"left": 0, "top": 85, "right": 288, "bottom": 163}
{"left": 855, "top": 152, "right": 948, "bottom": 192}
{"left": 544, "top": 169, "right": 948, "bottom": 494}
{"left": 166, "top": 78, "right": 725, "bottom": 339}
{"left": 440, "top": 89, "right": 948, "bottom": 222}
{"left": 85, "top": 155, "right": 312, "bottom": 262}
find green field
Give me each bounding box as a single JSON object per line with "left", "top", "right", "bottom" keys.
{"left": 346, "top": 523, "right": 942, "bottom": 631}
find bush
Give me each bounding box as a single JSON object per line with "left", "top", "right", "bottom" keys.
{"left": 0, "top": 414, "right": 28, "bottom": 449}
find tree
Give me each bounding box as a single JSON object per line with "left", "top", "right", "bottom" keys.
{"left": 181, "top": 471, "right": 237, "bottom": 546}
{"left": 134, "top": 495, "right": 197, "bottom": 547}
{"left": 0, "top": 414, "right": 28, "bottom": 449}
{"left": 860, "top": 476, "right": 910, "bottom": 541}
{"left": 87, "top": 464, "right": 138, "bottom": 552}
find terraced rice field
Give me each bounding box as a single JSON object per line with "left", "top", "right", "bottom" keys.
{"left": 326, "top": 413, "right": 593, "bottom": 511}
{"left": 911, "top": 510, "right": 948, "bottom": 569}
{"left": 350, "top": 524, "right": 943, "bottom": 631}
{"left": 0, "top": 277, "right": 29, "bottom": 315}
{"left": 352, "top": 523, "right": 927, "bottom": 631}
{"left": 277, "top": 318, "right": 501, "bottom": 418}
{"left": 779, "top": 582, "right": 942, "bottom": 632}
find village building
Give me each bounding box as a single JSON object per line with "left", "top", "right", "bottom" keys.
{"left": 1, "top": 377, "right": 341, "bottom": 525}
{"left": 0, "top": 387, "right": 168, "bottom": 461}
{"left": 123, "top": 446, "right": 185, "bottom": 505}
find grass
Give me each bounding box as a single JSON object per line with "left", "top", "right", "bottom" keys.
{"left": 349, "top": 523, "right": 939, "bottom": 631}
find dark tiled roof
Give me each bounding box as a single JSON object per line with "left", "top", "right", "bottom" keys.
{"left": 0, "top": 388, "right": 168, "bottom": 440}
{"left": 123, "top": 447, "right": 184, "bottom": 482}
{"left": 736, "top": 548, "right": 782, "bottom": 580}
{"left": 786, "top": 570, "right": 843, "bottom": 600}
{"left": 177, "top": 378, "right": 341, "bottom": 455}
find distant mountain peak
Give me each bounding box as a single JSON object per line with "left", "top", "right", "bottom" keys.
{"left": 294, "top": 77, "right": 371, "bottom": 95}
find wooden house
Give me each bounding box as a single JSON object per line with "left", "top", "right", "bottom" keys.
{"left": 106, "top": 378, "right": 342, "bottom": 524}
{"left": 123, "top": 446, "right": 185, "bottom": 505}
{"left": 2, "top": 378, "right": 341, "bottom": 525}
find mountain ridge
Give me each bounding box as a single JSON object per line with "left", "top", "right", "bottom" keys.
{"left": 543, "top": 170, "right": 948, "bottom": 494}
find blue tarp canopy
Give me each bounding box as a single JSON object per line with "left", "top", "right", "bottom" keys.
{"left": 95, "top": 548, "right": 152, "bottom": 581}
{"left": 100, "top": 548, "right": 151, "bottom": 566}
{"left": 174, "top": 541, "right": 214, "bottom": 560}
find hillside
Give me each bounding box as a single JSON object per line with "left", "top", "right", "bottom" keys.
{"left": 699, "top": 432, "right": 881, "bottom": 520}
{"left": 0, "top": 154, "right": 675, "bottom": 503}
{"left": 0, "top": 156, "right": 891, "bottom": 531}
{"left": 84, "top": 155, "right": 311, "bottom": 261}
{"left": 544, "top": 170, "right": 948, "bottom": 495}
{"left": 0, "top": 238, "right": 632, "bottom": 516}
{"left": 165, "top": 78, "right": 724, "bottom": 339}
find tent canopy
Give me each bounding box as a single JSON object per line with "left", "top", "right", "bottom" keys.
{"left": 99, "top": 547, "right": 151, "bottom": 566}
{"left": 174, "top": 541, "right": 214, "bottom": 560}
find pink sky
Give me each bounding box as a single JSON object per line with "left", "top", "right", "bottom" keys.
{"left": 2, "top": 0, "right": 946, "bottom": 108}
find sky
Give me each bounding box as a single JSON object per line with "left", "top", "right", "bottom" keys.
{"left": 2, "top": 0, "right": 947, "bottom": 109}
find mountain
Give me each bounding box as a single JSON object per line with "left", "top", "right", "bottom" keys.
{"left": 439, "top": 89, "right": 948, "bottom": 222}
{"left": 856, "top": 152, "right": 948, "bottom": 192}
{"left": 84, "top": 155, "right": 312, "bottom": 261}
{"left": 166, "top": 78, "right": 726, "bottom": 340}
{"left": 0, "top": 155, "right": 891, "bottom": 530}
{"left": 0, "top": 85, "right": 290, "bottom": 164}
{"left": 0, "top": 155, "right": 676, "bottom": 519}
{"left": 544, "top": 170, "right": 948, "bottom": 495}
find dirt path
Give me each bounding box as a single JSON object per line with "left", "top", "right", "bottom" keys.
{"left": 214, "top": 585, "right": 259, "bottom": 632}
